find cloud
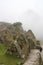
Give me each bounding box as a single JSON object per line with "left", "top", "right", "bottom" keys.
{"left": 0, "top": 0, "right": 43, "bottom": 40}
{"left": 19, "top": 10, "right": 43, "bottom": 40}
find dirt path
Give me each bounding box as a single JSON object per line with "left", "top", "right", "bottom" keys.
{"left": 23, "top": 49, "right": 41, "bottom": 65}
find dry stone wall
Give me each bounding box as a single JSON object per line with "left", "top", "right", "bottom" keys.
{"left": 23, "top": 49, "right": 41, "bottom": 65}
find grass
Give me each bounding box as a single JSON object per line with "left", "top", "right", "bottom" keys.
{"left": 0, "top": 43, "right": 22, "bottom": 65}
{"left": 41, "top": 61, "right": 43, "bottom": 65}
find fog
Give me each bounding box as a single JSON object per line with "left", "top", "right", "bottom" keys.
{"left": 0, "top": 0, "right": 43, "bottom": 40}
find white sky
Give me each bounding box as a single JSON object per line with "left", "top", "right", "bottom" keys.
{"left": 0, "top": 0, "right": 43, "bottom": 22}
{"left": 0, "top": 0, "right": 43, "bottom": 40}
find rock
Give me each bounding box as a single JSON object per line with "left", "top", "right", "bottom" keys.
{"left": 23, "top": 49, "right": 41, "bottom": 65}
{"left": 0, "top": 22, "right": 42, "bottom": 65}
{"left": 0, "top": 63, "right": 4, "bottom": 65}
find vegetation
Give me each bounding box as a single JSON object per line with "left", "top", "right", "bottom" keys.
{"left": 0, "top": 43, "right": 22, "bottom": 65}
{"left": 0, "top": 22, "right": 42, "bottom": 65}
{"left": 41, "top": 61, "right": 43, "bottom": 65}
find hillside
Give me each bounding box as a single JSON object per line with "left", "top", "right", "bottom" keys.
{"left": 0, "top": 22, "right": 42, "bottom": 65}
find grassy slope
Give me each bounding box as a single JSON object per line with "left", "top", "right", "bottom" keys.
{"left": 0, "top": 44, "right": 22, "bottom": 65}
{"left": 41, "top": 62, "right": 43, "bottom": 65}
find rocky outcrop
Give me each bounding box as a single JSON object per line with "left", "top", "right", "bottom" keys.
{"left": 0, "top": 22, "right": 42, "bottom": 65}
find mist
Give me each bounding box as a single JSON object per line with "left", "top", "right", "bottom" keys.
{"left": 0, "top": 0, "right": 43, "bottom": 40}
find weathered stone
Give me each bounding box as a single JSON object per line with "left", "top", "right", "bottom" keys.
{"left": 23, "top": 49, "right": 41, "bottom": 65}
{"left": 0, "top": 22, "right": 42, "bottom": 65}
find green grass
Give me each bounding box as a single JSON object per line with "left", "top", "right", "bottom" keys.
{"left": 0, "top": 43, "right": 22, "bottom": 65}
{"left": 41, "top": 61, "right": 43, "bottom": 65}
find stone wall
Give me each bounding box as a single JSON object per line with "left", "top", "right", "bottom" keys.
{"left": 23, "top": 49, "right": 42, "bottom": 65}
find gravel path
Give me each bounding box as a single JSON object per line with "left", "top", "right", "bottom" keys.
{"left": 23, "top": 49, "right": 41, "bottom": 65}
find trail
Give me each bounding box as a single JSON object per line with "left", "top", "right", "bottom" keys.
{"left": 23, "top": 49, "right": 41, "bottom": 65}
